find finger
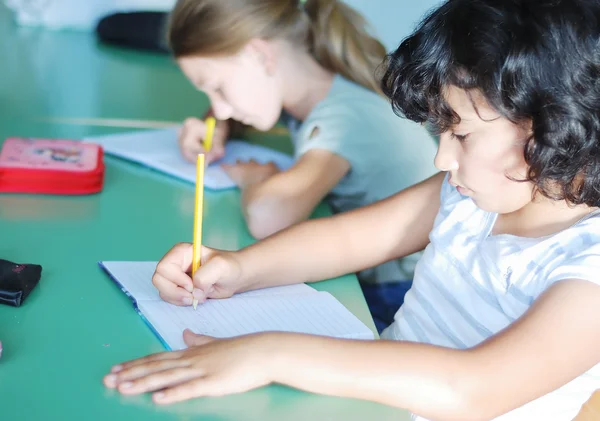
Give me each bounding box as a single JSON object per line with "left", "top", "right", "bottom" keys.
{"left": 191, "top": 288, "right": 208, "bottom": 304}
{"left": 109, "top": 350, "right": 183, "bottom": 374}
{"left": 179, "top": 118, "right": 206, "bottom": 160}
{"left": 109, "top": 359, "right": 191, "bottom": 387}
{"left": 179, "top": 118, "right": 205, "bottom": 148}
{"left": 183, "top": 146, "right": 203, "bottom": 164}
{"left": 106, "top": 355, "right": 187, "bottom": 387}
{"left": 118, "top": 367, "right": 204, "bottom": 396}
{"left": 154, "top": 274, "right": 194, "bottom": 306}
{"left": 162, "top": 243, "right": 194, "bottom": 272}
{"left": 153, "top": 265, "right": 192, "bottom": 291}
{"left": 152, "top": 377, "right": 211, "bottom": 404}
{"left": 154, "top": 244, "right": 194, "bottom": 291}
{"left": 104, "top": 353, "right": 184, "bottom": 388}
{"left": 183, "top": 329, "right": 216, "bottom": 347}
{"left": 192, "top": 255, "right": 229, "bottom": 292}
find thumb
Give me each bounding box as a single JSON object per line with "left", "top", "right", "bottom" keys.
{"left": 183, "top": 329, "right": 215, "bottom": 347}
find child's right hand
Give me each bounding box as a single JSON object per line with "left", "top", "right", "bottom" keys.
{"left": 152, "top": 243, "right": 243, "bottom": 306}
{"left": 178, "top": 117, "right": 228, "bottom": 164}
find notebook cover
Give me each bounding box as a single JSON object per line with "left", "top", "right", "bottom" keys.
{"left": 98, "top": 261, "right": 172, "bottom": 350}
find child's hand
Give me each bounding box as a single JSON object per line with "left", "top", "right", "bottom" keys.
{"left": 103, "top": 330, "right": 275, "bottom": 403}
{"left": 178, "top": 117, "right": 228, "bottom": 164}
{"left": 221, "top": 160, "right": 280, "bottom": 189}
{"left": 152, "top": 243, "right": 243, "bottom": 306}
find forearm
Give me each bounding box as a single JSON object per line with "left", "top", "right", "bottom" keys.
{"left": 238, "top": 172, "right": 443, "bottom": 290}
{"left": 238, "top": 207, "right": 392, "bottom": 289}
{"left": 267, "top": 334, "right": 477, "bottom": 421}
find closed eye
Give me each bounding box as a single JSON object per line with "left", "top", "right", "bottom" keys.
{"left": 451, "top": 132, "right": 469, "bottom": 142}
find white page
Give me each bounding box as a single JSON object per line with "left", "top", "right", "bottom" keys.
{"left": 140, "top": 292, "right": 374, "bottom": 350}
{"left": 84, "top": 128, "right": 295, "bottom": 190}
{"left": 100, "top": 261, "right": 317, "bottom": 302}
{"left": 100, "top": 261, "right": 373, "bottom": 350}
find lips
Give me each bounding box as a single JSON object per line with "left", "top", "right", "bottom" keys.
{"left": 448, "top": 176, "right": 471, "bottom": 195}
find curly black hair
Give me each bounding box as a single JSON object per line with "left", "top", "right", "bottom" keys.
{"left": 382, "top": 0, "right": 600, "bottom": 207}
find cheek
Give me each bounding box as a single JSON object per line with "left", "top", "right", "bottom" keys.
{"left": 466, "top": 142, "right": 526, "bottom": 183}
{"left": 231, "top": 70, "right": 281, "bottom": 128}
{"left": 468, "top": 145, "right": 533, "bottom": 212}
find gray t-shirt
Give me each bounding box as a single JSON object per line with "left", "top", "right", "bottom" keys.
{"left": 287, "top": 75, "right": 438, "bottom": 283}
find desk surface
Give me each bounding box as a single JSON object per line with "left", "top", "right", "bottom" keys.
{"left": 0, "top": 6, "right": 411, "bottom": 421}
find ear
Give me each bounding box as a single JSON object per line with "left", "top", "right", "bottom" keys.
{"left": 242, "top": 38, "right": 278, "bottom": 76}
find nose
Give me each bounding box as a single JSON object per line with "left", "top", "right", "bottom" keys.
{"left": 207, "top": 93, "right": 234, "bottom": 121}
{"left": 434, "top": 132, "right": 459, "bottom": 171}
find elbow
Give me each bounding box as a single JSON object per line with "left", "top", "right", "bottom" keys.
{"left": 406, "top": 371, "right": 503, "bottom": 421}
{"left": 410, "top": 395, "right": 495, "bottom": 421}
{"left": 247, "top": 216, "right": 284, "bottom": 239}
{"left": 244, "top": 198, "right": 295, "bottom": 239}
{"left": 440, "top": 379, "right": 504, "bottom": 421}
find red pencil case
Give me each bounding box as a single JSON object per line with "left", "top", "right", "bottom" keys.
{"left": 0, "top": 137, "right": 105, "bottom": 195}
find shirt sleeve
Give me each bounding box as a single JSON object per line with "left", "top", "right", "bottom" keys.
{"left": 545, "top": 232, "right": 600, "bottom": 288}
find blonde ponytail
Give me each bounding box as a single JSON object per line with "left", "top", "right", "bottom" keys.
{"left": 304, "top": 0, "right": 387, "bottom": 93}
{"left": 168, "top": 0, "right": 387, "bottom": 93}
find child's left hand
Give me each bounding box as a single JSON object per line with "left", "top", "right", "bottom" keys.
{"left": 221, "top": 160, "right": 280, "bottom": 189}
{"left": 103, "top": 330, "right": 275, "bottom": 404}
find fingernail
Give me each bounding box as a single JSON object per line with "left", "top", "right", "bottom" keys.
{"left": 154, "top": 392, "right": 165, "bottom": 400}
{"left": 105, "top": 374, "right": 116, "bottom": 385}
{"left": 120, "top": 382, "right": 133, "bottom": 390}
{"left": 182, "top": 297, "right": 193, "bottom": 305}
{"left": 193, "top": 288, "right": 204, "bottom": 299}
{"left": 111, "top": 365, "right": 122, "bottom": 373}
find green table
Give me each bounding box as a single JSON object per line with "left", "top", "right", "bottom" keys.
{"left": 0, "top": 6, "right": 411, "bottom": 421}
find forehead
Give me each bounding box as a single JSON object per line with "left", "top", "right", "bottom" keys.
{"left": 177, "top": 55, "right": 239, "bottom": 86}
{"left": 443, "top": 85, "right": 501, "bottom": 123}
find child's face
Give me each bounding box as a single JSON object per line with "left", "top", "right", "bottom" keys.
{"left": 435, "top": 86, "right": 534, "bottom": 214}
{"left": 177, "top": 42, "right": 283, "bottom": 131}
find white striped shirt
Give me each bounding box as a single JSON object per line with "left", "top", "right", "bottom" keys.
{"left": 382, "top": 174, "right": 600, "bottom": 420}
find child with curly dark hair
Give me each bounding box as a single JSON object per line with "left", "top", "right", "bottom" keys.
{"left": 104, "top": 1, "right": 600, "bottom": 420}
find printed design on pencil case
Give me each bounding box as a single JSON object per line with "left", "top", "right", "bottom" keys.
{"left": 0, "top": 138, "right": 99, "bottom": 171}
{"left": 32, "top": 146, "right": 83, "bottom": 164}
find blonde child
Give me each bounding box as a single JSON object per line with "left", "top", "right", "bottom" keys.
{"left": 167, "top": 0, "right": 438, "bottom": 307}
{"left": 105, "top": 0, "right": 600, "bottom": 419}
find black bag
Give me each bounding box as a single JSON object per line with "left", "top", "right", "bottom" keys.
{"left": 96, "top": 11, "right": 170, "bottom": 54}
{"left": 0, "top": 259, "right": 42, "bottom": 307}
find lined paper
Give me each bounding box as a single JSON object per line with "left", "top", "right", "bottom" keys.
{"left": 85, "top": 128, "right": 295, "bottom": 190}
{"left": 140, "top": 293, "right": 373, "bottom": 350}
{"left": 100, "top": 261, "right": 374, "bottom": 350}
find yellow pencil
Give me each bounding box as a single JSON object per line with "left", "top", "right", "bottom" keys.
{"left": 204, "top": 116, "right": 216, "bottom": 153}
{"left": 191, "top": 153, "right": 205, "bottom": 310}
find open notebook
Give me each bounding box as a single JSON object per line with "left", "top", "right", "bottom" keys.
{"left": 100, "top": 261, "right": 374, "bottom": 350}
{"left": 84, "top": 128, "right": 295, "bottom": 190}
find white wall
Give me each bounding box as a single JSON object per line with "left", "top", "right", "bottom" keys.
{"left": 4, "top": 0, "right": 443, "bottom": 39}
{"left": 342, "top": 0, "right": 443, "bottom": 51}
